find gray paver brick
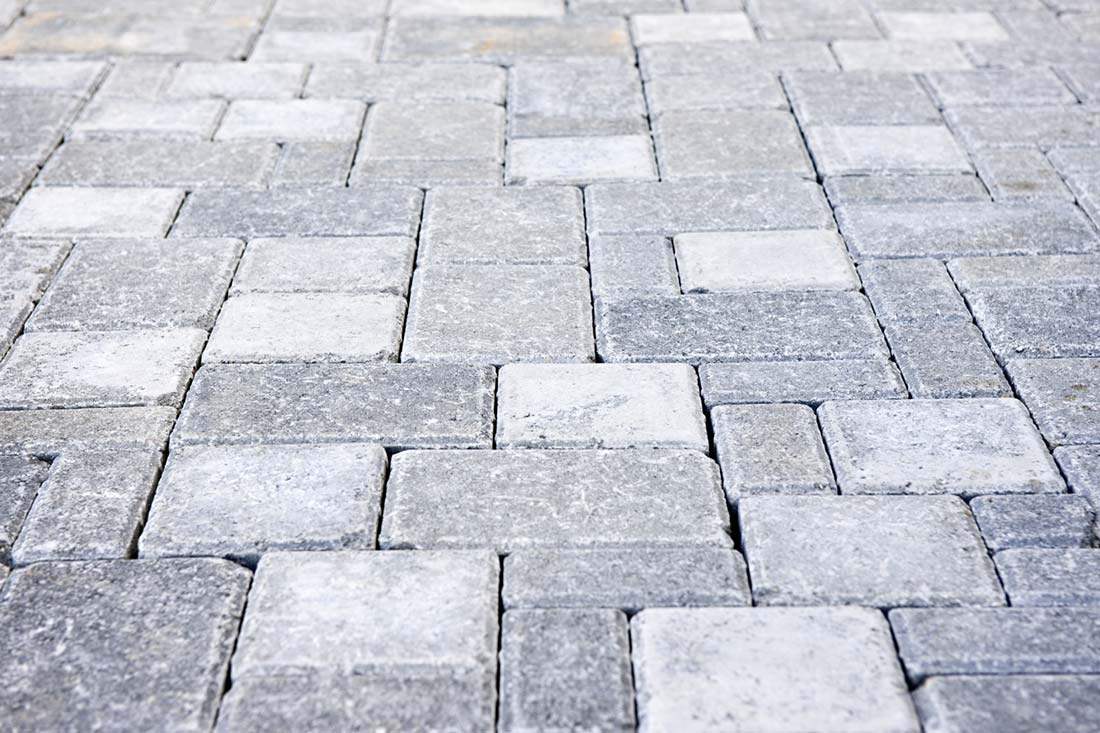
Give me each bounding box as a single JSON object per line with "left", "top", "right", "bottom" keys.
{"left": 946, "top": 105, "right": 1100, "bottom": 149}
{"left": 305, "top": 62, "right": 506, "bottom": 103}
{"left": 639, "top": 40, "right": 838, "bottom": 79}
{"left": 750, "top": 0, "right": 880, "bottom": 40}
{"left": 508, "top": 61, "right": 646, "bottom": 137}
{"left": 0, "top": 59, "right": 105, "bottom": 96}
{"left": 589, "top": 235, "right": 680, "bottom": 298}
{"left": 913, "top": 675, "right": 1100, "bottom": 733}
{"left": 1056, "top": 445, "right": 1100, "bottom": 513}
{"left": 1008, "top": 357, "right": 1100, "bottom": 446}
{"left": 885, "top": 321, "right": 1011, "bottom": 399}
{"left": 832, "top": 40, "right": 972, "bottom": 71}
{"left": 643, "top": 72, "right": 787, "bottom": 115}
{"left": 70, "top": 98, "right": 225, "bottom": 141}
{"left": 878, "top": 11, "right": 1009, "bottom": 41}
{"left": 859, "top": 258, "right": 971, "bottom": 323}
{"left": 359, "top": 102, "right": 504, "bottom": 161}
{"left": 973, "top": 148, "right": 1073, "bottom": 202}
{"left": 167, "top": 61, "right": 308, "bottom": 99}
{"left": 996, "top": 549, "right": 1100, "bottom": 606}
{"left": 971, "top": 494, "right": 1095, "bottom": 552}
{"left": 806, "top": 125, "right": 972, "bottom": 176}
{"left": 784, "top": 70, "right": 940, "bottom": 126}
{"left": 0, "top": 406, "right": 176, "bottom": 455}
{"left": 969, "top": 287, "right": 1100, "bottom": 360}
{"left": 271, "top": 141, "right": 356, "bottom": 187}
{"left": 0, "top": 456, "right": 50, "bottom": 566}
{"left": 924, "top": 68, "right": 1077, "bottom": 107}
{"left": 824, "top": 174, "right": 990, "bottom": 206}
{"left": 4, "top": 187, "right": 184, "bottom": 238}
{"left": 216, "top": 99, "right": 365, "bottom": 142}
{"left": 950, "top": 254, "right": 1100, "bottom": 292}
{"left": 699, "top": 359, "right": 907, "bottom": 406}
{"left": 230, "top": 236, "right": 415, "bottom": 296}
{"left": 506, "top": 135, "right": 658, "bottom": 185}
{"left": 251, "top": 17, "right": 381, "bottom": 63}
{"left": 631, "top": 12, "right": 754, "bottom": 44}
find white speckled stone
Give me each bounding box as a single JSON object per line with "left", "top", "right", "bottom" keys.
{"left": 4, "top": 188, "right": 184, "bottom": 238}
{"left": 805, "top": 125, "right": 972, "bottom": 176}
{"left": 995, "top": 549, "right": 1100, "bottom": 606}
{"left": 699, "top": 359, "right": 906, "bottom": 406}
{"left": 913, "top": 675, "right": 1100, "bottom": 733}
{"left": 230, "top": 237, "right": 415, "bottom": 296}
{"left": 507, "top": 135, "right": 658, "bottom": 185}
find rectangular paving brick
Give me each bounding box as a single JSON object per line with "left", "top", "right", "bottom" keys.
{"left": 358, "top": 102, "right": 504, "bottom": 161}
{"left": 945, "top": 105, "right": 1100, "bottom": 149}
{"left": 806, "top": 125, "right": 972, "bottom": 176}
{"left": 508, "top": 61, "right": 646, "bottom": 137}
{"left": 1007, "top": 358, "right": 1100, "bottom": 445}
{"left": 250, "top": 17, "right": 381, "bottom": 63}
{"left": 699, "top": 359, "right": 907, "bottom": 406}
{"left": 884, "top": 321, "right": 1011, "bottom": 399}
{"left": 0, "top": 456, "right": 50, "bottom": 566}
{"left": 784, "top": 70, "right": 940, "bottom": 126}
{"left": 971, "top": 495, "right": 1095, "bottom": 552}
{"left": 231, "top": 237, "right": 415, "bottom": 296}
{"left": 0, "top": 407, "right": 175, "bottom": 455}
{"left": 832, "top": 40, "right": 972, "bottom": 71}
{"left": 973, "top": 148, "right": 1072, "bottom": 202}
{"left": 824, "top": 174, "right": 990, "bottom": 206}
{"left": 305, "top": 62, "right": 506, "bottom": 103}
{"left": 216, "top": 99, "right": 365, "bottom": 142}
{"left": 969, "top": 286, "right": 1100, "bottom": 359}
{"left": 949, "top": 254, "right": 1100, "bottom": 292}
{"left": 70, "top": 98, "right": 225, "bottom": 140}
{"left": 858, "top": 259, "right": 971, "bottom": 323}
{"left": 166, "top": 61, "right": 307, "bottom": 98}
{"left": 639, "top": 40, "right": 837, "bottom": 79}
{"left": 996, "top": 549, "right": 1100, "bottom": 606}
{"left": 913, "top": 676, "right": 1100, "bottom": 733}
{"left": 644, "top": 72, "right": 788, "bottom": 114}
{"left": 271, "top": 141, "right": 356, "bottom": 186}
{"left": 506, "top": 135, "right": 658, "bottom": 185}
{"left": 4, "top": 187, "right": 184, "bottom": 238}
{"left": 589, "top": 234, "right": 680, "bottom": 298}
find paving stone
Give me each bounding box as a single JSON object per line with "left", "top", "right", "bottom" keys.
{"left": 632, "top": 607, "right": 919, "bottom": 733}
{"left": 1056, "top": 445, "right": 1100, "bottom": 512}
{"left": 506, "top": 135, "right": 658, "bottom": 185}
{"left": 26, "top": 238, "right": 241, "bottom": 332}
{"left": 231, "top": 236, "right": 415, "bottom": 296}
{"left": 359, "top": 101, "right": 504, "bottom": 163}
{"left": 0, "top": 238, "right": 61, "bottom": 297}
{"left": 271, "top": 141, "right": 355, "bottom": 186}
{"left": 836, "top": 202, "right": 1100, "bottom": 260}
{"left": 0, "top": 95, "right": 82, "bottom": 163}
{"left": 497, "top": 363, "right": 708, "bottom": 450}
{"left": 890, "top": 607, "right": 1100, "bottom": 681}
{"left": 0, "top": 158, "right": 37, "bottom": 202}
{"left": 713, "top": 403, "right": 835, "bottom": 501}
{"left": 973, "top": 147, "right": 1073, "bottom": 201}
{"left": 420, "top": 186, "right": 585, "bottom": 266}
{"left": 969, "top": 286, "right": 1100, "bottom": 359}
{"left": 306, "top": 62, "right": 506, "bottom": 103}
{"left": 0, "top": 558, "right": 250, "bottom": 732}
{"left": 172, "top": 186, "right": 422, "bottom": 238}
{"left": 783, "top": 70, "right": 940, "bottom": 125}
{"left": 631, "top": 12, "right": 754, "bottom": 44}
{"left": 204, "top": 292, "right": 406, "bottom": 363}
{"left": 675, "top": 230, "right": 859, "bottom": 292}
{"left": 885, "top": 321, "right": 1011, "bottom": 398}
{"left": 0, "top": 406, "right": 176, "bottom": 455}
{"left": 230, "top": 550, "right": 498, "bottom": 726}
{"left": 173, "top": 363, "right": 495, "bottom": 449}
{"left": 0, "top": 456, "right": 50, "bottom": 566}
{"left": 819, "top": 398, "right": 1064, "bottom": 496}
{"left": 878, "top": 10, "right": 1009, "bottom": 40}
{"left": 806, "top": 125, "right": 972, "bottom": 176}
{"left": 0, "top": 296, "right": 31, "bottom": 354}
{"left": 832, "top": 40, "right": 973, "bottom": 71}
{"left": 402, "top": 265, "right": 592, "bottom": 364}
{"left": 4, "top": 187, "right": 184, "bottom": 238}
{"left": 0, "top": 329, "right": 204, "bottom": 409}
{"left": 94, "top": 60, "right": 175, "bottom": 99}
{"left": 40, "top": 140, "right": 280, "bottom": 188}
{"left": 572, "top": 0, "right": 681, "bottom": 12}
{"left": 1059, "top": 62, "right": 1100, "bottom": 102}
{"left": 351, "top": 158, "right": 503, "bottom": 187}
{"left": 951, "top": 254, "right": 1100, "bottom": 291}
{"left": 1006, "top": 358, "right": 1100, "bottom": 445}
{"left": 167, "top": 61, "right": 308, "bottom": 98}
{"left": 499, "top": 609, "right": 635, "bottom": 733}
{"left": 585, "top": 179, "right": 834, "bottom": 235}
{"left": 995, "top": 549, "right": 1100, "bottom": 606}
{"left": 913, "top": 675, "right": 1100, "bottom": 733}
{"left": 596, "top": 291, "right": 887, "bottom": 363}
{"left": 825, "top": 174, "right": 990, "bottom": 205}
{"left": 1067, "top": 172, "right": 1100, "bottom": 228}
{"left": 379, "top": 449, "right": 732, "bottom": 552}
{"left": 589, "top": 234, "right": 680, "bottom": 298}
{"left": 741, "top": 495, "right": 1004, "bottom": 607}
{"left": 858, "top": 259, "right": 971, "bottom": 323}
{"left": 0, "top": 59, "right": 105, "bottom": 96}
{"left": 271, "top": 0, "right": 388, "bottom": 17}
{"left": 503, "top": 548, "right": 751, "bottom": 611}
{"left": 643, "top": 72, "right": 788, "bottom": 115}
{"left": 140, "top": 444, "right": 385, "bottom": 566}
{"left": 699, "top": 359, "right": 907, "bottom": 406}
{"left": 508, "top": 61, "right": 645, "bottom": 137}
{"left": 70, "top": 98, "right": 224, "bottom": 141}
{"left": 945, "top": 105, "right": 1100, "bottom": 149}
{"left": 0, "top": 202, "right": 11, "bottom": 231}
{"left": 749, "top": 0, "right": 880, "bottom": 40}
{"left": 925, "top": 68, "right": 1077, "bottom": 107}
{"left": 639, "top": 41, "right": 838, "bottom": 79}
{"left": 216, "top": 99, "right": 365, "bottom": 142}
{"left": 383, "top": 17, "right": 633, "bottom": 64}
{"left": 391, "top": 0, "right": 564, "bottom": 15}
{"left": 251, "top": 17, "right": 381, "bottom": 62}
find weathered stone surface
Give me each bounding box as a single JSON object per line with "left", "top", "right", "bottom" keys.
{"left": 0, "top": 239, "right": 69, "bottom": 301}
{"left": 306, "top": 62, "right": 506, "bottom": 103}
{"left": 351, "top": 157, "right": 502, "bottom": 187}
{"left": 402, "top": 265, "right": 593, "bottom": 364}
{"left": 0, "top": 329, "right": 205, "bottom": 409}
{"left": 70, "top": 98, "right": 225, "bottom": 140}
{"left": 639, "top": 40, "right": 838, "bottom": 78}
{"left": 379, "top": 449, "right": 732, "bottom": 552}
{"left": 632, "top": 12, "right": 754, "bottom": 44}
{"left": 596, "top": 291, "right": 887, "bottom": 363}
{"left": 890, "top": 607, "right": 1100, "bottom": 681}
{"left": 945, "top": 105, "right": 1100, "bottom": 149}
{"left": 913, "top": 675, "right": 1100, "bottom": 733}
{"left": 0, "top": 95, "right": 82, "bottom": 163}
{"left": 878, "top": 11, "right": 1009, "bottom": 41}
{"left": 971, "top": 495, "right": 1095, "bottom": 552}
{"left": 420, "top": 186, "right": 585, "bottom": 265}
{"left": 654, "top": 110, "right": 813, "bottom": 179}
{"left": 1056, "top": 445, "right": 1100, "bottom": 512}
{"left": 390, "top": 0, "right": 564, "bottom": 16}
{"left": 819, "top": 398, "right": 1064, "bottom": 496}
{"left": 0, "top": 59, "right": 105, "bottom": 96}
{"left": 172, "top": 186, "right": 422, "bottom": 238}
{"left": 0, "top": 158, "right": 36, "bottom": 202}
{"left": 231, "top": 237, "right": 415, "bottom": 296}
{"left": 973, "top": 148, "right": 1072, "bottom": 202}
{"left": 589, "top": 235, "right": 679, "bottom": 298}
{"left": 167, "top": 61, "right": 308, "bottom": 98}
{"left": 204, "top": 293, "right": 406, "bottom": 363}
{"left": 503, "top": 548, "right": 751, "bottom": 611}
{"left": 713, "top": 404, "right": 835, "bottom": 501}
{"left": 741, "top": 495, "right": 1004, "bottom": 607}
{"left": 0, "top": 407, "right": 176, "bottom": 455}
{"left": 675, "top": 230, "right": 858, "bottom": 292}
{"left": 825, "top": 174, "right": 989, "bottom": 205}
{"left": 508, "top": 61, "right": 646, "bottom": 137}
{"left": 94, "top": 60, "right": 175, "bottom": 99}
{"left": 859, "top": 258, "right": 971, "bottom": 323}
{"left": 784, "top": 70, "right": 940, "bottom": 125}
{"left": 885, "top": 322, "right": 1011, "bottom": 399}
{"left": 216, "top": 99, "right": 365, "bottom": 141}
{"left": 0, "top": 559, "right": 250, "bottom": 732}
{"left": 0, "top": 456, "right": 50, "bottom": 566}
{"left": 699, "top": 359, "right": 906, "bottom": 406}
{"left": 140, "top": 444, "right": 385, "bottom": 566}
{"left": 969, "top": 287, "right": 1100, "bottom": 359}
{"left": 950, "top": 254, "right": 1100, "bottom": 292}
{"left": 173, "top": 363, "right": 495, "bottom": 449}
{"left": 750, "top": 0, "right": 879, "bottom": 40}
{"left": 251, "top": 17, "right": 381, "bottom": 63}
{"left": 506, "top": 135, "right": 658, "bottom": 185}
{"left": 996, "top": 549, "right": 1100, "bottom": 606}
{"left": 359, "top": 102, "right": 504, "bottom": 161}
{"left": 644, "top": 72, "right": 788, "bottom": 114}
{"left": 4, "top": 187, "right": 184, "bottom": 238}
{"left": 499, "top": 609, "right": 635, "bottom": 733}
{"left": 632, "top": 607, "right": 919, "bottom": 733}
{"left": 271, "top": 141, "right": 356, "bottom": 186}
{"left": 806, "top": 125, "right": 971, "bottom": 176}
{"left": 832, "top": 40, "right": 972, "bottom": 71}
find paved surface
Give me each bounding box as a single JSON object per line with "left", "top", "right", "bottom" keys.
{"left": 1, "top": 0, "right": 1100, "bottom": 730}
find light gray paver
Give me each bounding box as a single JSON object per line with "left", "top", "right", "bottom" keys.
{"left": 305, "top": 62, "right": 506, "bottom": 103}
{"left": 969, "top": 287, "right": 1100, "bottom": 360}
{"left": 499, "top": 609, "right": 635, "bottom": 733}
{"left": 4, "top": 187, "right": 184, "bottom": 238}
{"left": 750, "top": 0, "right": 880, "bottom": 40}
{"left": 639, "top": 40, "right": 838, "bottom": 78}
{"left": 973, "top": 148, "right": 1073, "bottom": 202}
{"left": 359, "top": 102, "right": 504, "bottom": 161}
{"left": 631, "top": 12, "right": 754, "bottom": 44}
{"left": 1056, "top": 445, "right": 1100, "bottom": 513}
{"left": 250, "top": 17, "right": 381, "bottom": 63}
{"left": 503, "top": 548, "right": 751, "bottom": 611}
{"left": 231, "top": 237, "right": 415, "bottom": 296}
{"left": 506, "top": 135, "right": 658, "bottom": 185}
{"left": 0, "top": 456, "right": 50, "bottom": 566}
{"left": 885, "top": 322, "right": 1011, "bottom": 399}
{"left": 858, "top": 259, "right": 971, "bottom": 323}
{"left": 971, "top": 495, "right": 1095, "bottom": 552}
{"left": 913, "top": 675, "right": 1100, "bottom": 733}
{"left": 632, "top": 607, "right": 919, "bottom": 733}
{"left": 824, "top": 174, "right": 990, "bottom": 205}
{"left": 589, "top": 235, "right": 680, "bottom": 298}
{"left": 945, "top": 105, "right": 1100, "bottom": 149}
{"left": 996, "top": 549, "right": 1100, "bottom": 606}
{"left": 0, "top": 406, "right": 176, "bottom": 456}
{"left": 741, "top": 495, "right": 1005, "bottom": 607}
{"left": 877, "top": 11, "right": 1009, "bottom": 41}
{"left": 390, "top": 0, "right": 564, "bottom": 15}
{"left": 806, "top": 125, "right": 972, "bottom": 176}
{"left": 1009, "top": 359, "right": 1100, "bottom": 445}
{"left": 831, "top": 40, "right": 972, "bottom": 71}
{"left": 924, "top": 68, "right": 1077, "bottom": 107}
{"left": 949, "top": 254, "right": 1100, "bottom": 292}
{"left": 654, "top": 110, "right": 814, "bottom": 179}
{"left": 643, "top": 73, "right": 788, "bottom": 115}
{"left": 166, "top": 62, "right": 308, "bottom": 99}
{"left": 0, "top": 59, "right": 105, "bottom": 96}
{"left": 783, "top": 70, "right": 940, "bottom": 125}
{"left": 271, "top": 142, "right": 356, "bottom": 187}
{"left": 70, "top": 98, "right": 225, "bottom": 141}
{"left": 508, "top": 61, "right": 646, "bottom": 137}
{"left": 216, "top": 99, "right": 365, "bottom": 142}
{"left": 699, "top": 359, "right": 907, "bottom": 406}
{"left": 379, "top": 449, "right": 732, "bottom": 552}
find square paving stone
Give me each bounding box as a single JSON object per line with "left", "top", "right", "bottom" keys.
{"left": 26, "top": 238, "right": 242, "bottom": 332}
{"left": 885, "top": 321, "right": 1012, "bottom": 399}
{"left": 174, "top": 363, "right": 494, "bottom": 448}
{"left": 913, "top": 675, "right": 1100, "bottom": 733}
{"left": 271, "top": 141, "right": 356, "bottom": 186}
{"left": 858, "top": 258, "right": 971, "bottom": 323}
{"left": 402, "top": 265, "right": 593, "bottom": 364}
{"left": 499, "top": 609, "right": 635, "bottom": 733}
{"left": 741, "top": 495, "right": 1004, "bottom": 607}
{"left": 831, "top": 40, "right": 972, "bottom": 71}
{"left": 596, "top": 291, "right": 887, "bottom": 363}
{"left": 166, "top": 61, "right": 308, "bottom": 98}
{"left": 140, "top": 444, "right": 386, "bottom": 567}
{"left": 4, "top": 187, "right": 184, "bottom": 238}
{"left": 819, "top": 398, "right": 1064, "bottom": 496}
{"left": 806, "top": 125, "right": 972, "bottom": 176}
{"left": 877, "top": 11, "right": 1009, "bottom": 41}
{"left": 783, "top": 71, "right": 941, "bottom": 125}
{"left": 305, "top": 62, "right": 506, "bottom": 103}
{"left": 654, "top": 110, "right": 813, "bottom": 180}
{"left": 996, "top": 549, "right": 1100, "bottom": 606}
{"left": 506, "top": 135, "right": 658, "bottom": 185}
{"left": 508, "top": 61, "right": 646, "bottom": 137}
{"left": 230, "top": 237, "right": 415, "bottom": 296}
{"left": 216, "top": 99, "right": 365, "bottom": 142}
{"left": 631, "top": 607, "right": 919, "bottom": 733}
{"left": 969, "top": 287, "right": 1100, "bottom": 359}
{"left": 420, "top": 186, "right": 585, "bottom": 265}
{"left": 503, "top": 548, "right": 750, "bottom": 611}
{"left": 890, "top": 607, "right": 1100, "bottom": 681}
{"left": 204, "top": 293, "right": 406, "bottom": 363}
{"left": 379, "top": 449, "right": 732, "bottom": 552}
{"left": 825, "top": 174, "right": 990, "bottom": 206}
{"left": 172, "top": 186, "right": 422, "bottom": 238}
{"left": 70, "top": 98, "right": 225, "bottom": 140}
{"left": 675, "top": 229, "right": 858, "bottom": 292}
{"left": 971, "top": 495, "right": 1094, "bottom": 552}
{"left": 589, "top": 234, "right": 680, "bottom": 299}
{"left": 699, "top": 359, "right": 907, "bottom": 406}
{"left": 0, "top": 329, "right": 205, "bottom": 409}
{"left": 0, "top": 456, "right": 50, "bottom": 566}
{"left": 496, "top": 363, "right": 707, "bottom": 451}
{"left": 0, "top": 559, "right": 250, "bottom": 732}
{"left": 713, "top": 404, "right": 836, "bottom": 501}
{"left": 643, "top": 72, "right": 788, "bottom": 115}
{"left": 359, "top": 101, "right": 504, "bottom": 161}
{"left": 924, "top": 68, "right": 1078, "bottom": 107}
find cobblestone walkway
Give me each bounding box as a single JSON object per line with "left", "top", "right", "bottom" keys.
{"left": 2, "top": 0, "right": 1100, "bottom": 730}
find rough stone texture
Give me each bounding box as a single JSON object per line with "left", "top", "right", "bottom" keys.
{"left": 825, "top": 174, "right": 990, "bottom": 206}
{"left": 950, "top": 254, "right": 1100, "bottom": 292}
{"left": 913, "top": 676, "right": 1100, "bottom": 733}
{"left": 632, "top": 607, "right": 919, "bottom": 733}
{"left": 0, "top": 559, "right": 250, "bottom": 732}
{"left": 0, "top": 455, "right": 50, "bottom": 566}
{"left": 379, "top": 449, "right": 732, "bottom": 552}
{"left": 305, "top": 63, "right": 506, "bottom": 103}
{"left": 1008, "top": 359, "right": 1100, "bottom": 446}
{"left": 508, "top": 61, "right": 646, "bottom": 137}
{"left": 503, "top": 548, "right": 751, "bottom": 611}
{"left": 884, "top": 321, "right": 1012, "bottom": 399}
{"left": 231, "top": 237, "right": 414, "bottom": 296}
{"left": 996, "top": 549, "right": 1100, "bottom": 606}
{"left": 925, "top": 68, "right": 1077, "bottom": 107}
{"left": 496, "top": 363, "right": 708, "bottom": 451}
{"left": 806, "top": 125, "right": 972, "bottom": 176}
{"left": 216, "top": 99, "right": 365, "bottom": 142}
{"left": 1057, "top": 445, "right": 1100, "bottom": 513}
{"left": 971, "top": 495, "right": 1095, "bottom": 552}
{"left": 784, "top": 70, "right": 940, "bottom": 126}
{"left": 639, "top": 40, "right": 838, "bottom": 78}
{"left": 699, "top": 359, "right": 907, "bottom": 406}
{"left": 819, "top": 399, "right": 1064, "bottom": 496}
{"left": 69, "top": 98, "right": 225, "bottom": 141}
{"left": 741, "top": 495, "right": 1005, "bottom": 607}
{"left": 945, "top": 106, "right": 1100, "bottom": 150}
{"left": 858, "top": 258, "right": 971, "bottom": 323}
{"left": 970, "top": 288, "right": 1100, "bottom": 360}
{"left": 973, "top": 148, "right": 1072, "bottom": 202}
{"left": 4, "top": 187, "right": 184, "bottom": 238}
{"left": 0, "top": 406, "right": 176, "bottom": 456}
{"left": 499, "top": 609, "right": 635, "bottom": 733}
{"left": 358, "top": 101, "right": 504, "bottom": 162}
{"left": 140, "top": 444, "right": 386, "bottom": 566}
{"left": 589, "top": 234, "right": 680, "bottom": 298}
{"left": 506, "top": 135, "right": 658, "bottom": 185}
{"left": 271, "top": 142, "right": 356, "bottom": 187}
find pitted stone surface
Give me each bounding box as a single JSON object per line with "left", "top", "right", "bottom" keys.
{"left": 971, "top": 495, "right": 1095, "bottom": 552}
{"left": 1006, "top": 358, "right": 1100, "bottom": 445}
{"left": 913, "top": 676, "right": 1100, "bottom": 733}
{"left": 996, "top": 549, "right": 1100, "bottom": 606}
{"left": 699, "top": 359, "right": 907, "bottom": 406}
{"left": 4, "top": 187, "right": 184, "bottom": 238}
{"left": 231, "top": 237, "right": 415, "bottom": 296}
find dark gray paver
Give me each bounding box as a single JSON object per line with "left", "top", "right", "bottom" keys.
{"left": 996, "top": 549, "right": 1100, "bottom": 606}
{"left": 971, "top": 495, "right": 1094, "bottom": 552}
{"left": 699, "top": 359, "right": 907, "bottom": 406}
{"left": 913, "top": 676, "right": 1100, "bottom": 733}
{"left": 1007, "top": 358, "right": 1100, "bottom": 445}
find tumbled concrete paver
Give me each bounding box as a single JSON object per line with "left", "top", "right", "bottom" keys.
{"left": 631, "top": 12, "right": 754, "bottom": 44}
{"left": 805, "top": 125, "right": 972, "bottom": 176}
{"left": 913, "top": 676, "right": 1100, "bottom": 733}
{"left": 971, "top": 495, "right": 1095, "bottom": 552}
{"left": 877, "top": 11, "right": 1009, "bottom": 42}
{"left": 0, "top": 406, "right": 176, "bottom": 456}
{"left": 654, "top": 110, "right": 814, "bottom": 179}
{"left": 996, "top": 549, "right": 1100, "bottom": 606}
{"left": 508, "top": 61, "right": 646, "bottom": 137}
{"left": 632, "top": 607, "right": 919, "bottom": 733}
{"left": 884, "top": 321, "right": 1011, "bottom": 399}
{"left": 0, "top": 455, "right": 50, "bottom": 566}
{"left": 926, "top": 69, "right": 1078, "bottom": 108}
{"left": 1056, "top": 445, "right": 1100, "bottom": 513}
{"left": 589, "top": 234, "right": 680, "bottom": 298}
{"left": 825, "top": 174, "right": 989, "bottom": 206}
{"left": 506, "top": 135, "right": 658, "bottom": 185}
{"left": 167, "top": 61, "right": 308, "bottom": 99}
{"left": 1009, "top": 357, "right": 1100, "bottom": 442}
{"left": 216, "top": 99, "right": 366, "bottom": 142}
{"left": 699, "top": 359, "right": 906, "bottom": 406}
{"left": 858, "top": 259, "right": 971, "bottom": 323}
{"left": 784, "top": 71, "right": 941, "bottom": 126}
{"left": 231, "top": 237, "right": 415, "bottom": 296}
{"left": 4, "top": 187, "right": 184, "bottom": 238}
{"left": 306, "top": 62, "right": 506, "bottom": 103}
{"left": 970, "top": 288, "right": 1100, "bottom": 360}
{"left": 831, "top": 40, "right": 972, "bottom": 71}
{"left": 639, "top": 40, "right": 838, "bottom": 78}
{"left": 973, "top": 148, "right": 1072, "bottom": 202}
{"left": 70, "top": 98, "right": 225, "bottom": 140}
